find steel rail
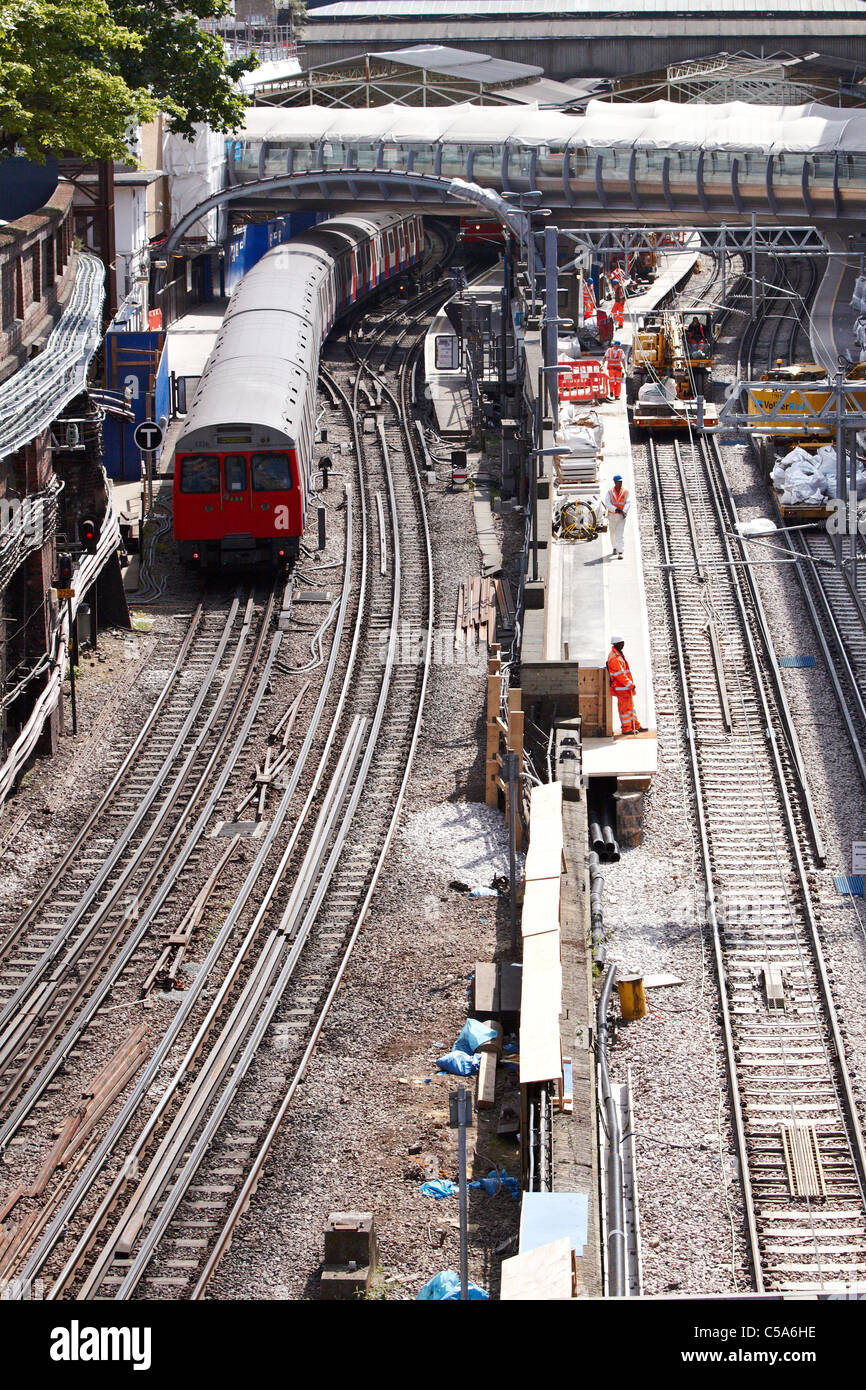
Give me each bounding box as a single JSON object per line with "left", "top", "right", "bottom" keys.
{"left": 94, "top": 307, "right": 427, "bottom": 1296}
{"left": 650, "top": 426, "right": 866, "bottom": 1292}
{"left": 0, "top": 598, "right": 244, "bottom": 1044}
{"left": 0, "top": 604, "right": 204, "bottom": 963}
{"left": 190, "top": 324, "right": 438, "bottom": 1300}
{"left": 83, "top": 718, "right": 370, "bottom": 1297}
{"left": 707, "top": 435, "right": 826, "bottom": 865}
{"left": 0, "top": 592, "right": 279, "bottom": 1144}
{"left": 33, "top": 483, "right": 355, "bottom": 1298}
{"left": 785, "top": 530, "right": 866, "bottom": 791}
{"left": 17, "top": 245, "right": 443, "bottom": 1300}
{"left": 647, "top": 434, "right": 764, "bottom": 1290}
{"left": 699, "top": 430, "right": 866, "bottom": 1198}
{"left": 110, "top": 305, "right": 438, "bottom": 1298}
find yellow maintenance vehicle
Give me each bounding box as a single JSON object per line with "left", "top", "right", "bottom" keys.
{"left": 746, "top": 360, "right": 866, "bottom": 447}
{"left": 630, "top": 308, "right": 719, "bottom": 429}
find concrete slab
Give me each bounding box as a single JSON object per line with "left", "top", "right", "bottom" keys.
{"left": 582, "top": 732, "right": 658, "bottom": 779}
{"left": 472, "top": 480, "right": 503, "bottom": 575}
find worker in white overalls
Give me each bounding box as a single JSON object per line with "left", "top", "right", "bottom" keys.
{"left": 604, "top": 474, "right": 631, "bottom": 559}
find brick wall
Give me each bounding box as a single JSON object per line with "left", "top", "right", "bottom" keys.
{"left": 0, "top": 181, "right": 76, "bottom": 385}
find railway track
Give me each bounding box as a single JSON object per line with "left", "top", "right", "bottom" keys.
{"left": 0, "top": 593, "right": 278, "bottom": 1137}
{"left": 2, "top": 280, "right": 443, "bottom": 1301}
{"left": 784, "top": 527, "right": 866, "bottom": 791}
{"left": 647, "top": 429, "right": 866, "bottom": 1294}
{"left": 739, "top": 254, "right": 820, "bottom": 377}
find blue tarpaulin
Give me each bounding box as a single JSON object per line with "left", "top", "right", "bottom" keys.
{"left": 417, "top": 1271, "right": 489, "bottom": 1301}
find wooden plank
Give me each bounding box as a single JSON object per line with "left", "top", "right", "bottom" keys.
{"left": 495, "top": 576, "right": 515, "bottom": 624}
{"left": 477, "top": 1051, "right": 497, "bottom": 1109}
{"left": 501, "top": 1238, "right": 574, "bottom": 1301}
{"left": 485, "top": 756, "right": 499, "bottom": 807}
{"left": 519, "top": 922, "right": 564, "bottom": 1085}
{"left": 524, "top": 837, "right": 563, "bottom": 883}
{"left": 521, "top": 877, "right": 561, "bottom": 938}
{"left": 474, "top": 962, "right": 500, "bottom": 1015}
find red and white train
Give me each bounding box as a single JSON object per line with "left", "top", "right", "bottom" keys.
{"left": 173, "top": 210, "right": 424, "bottom": 568}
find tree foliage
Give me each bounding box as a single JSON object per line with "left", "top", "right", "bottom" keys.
{"left": 0, "top": 0, "right": 275, "bottom": 161}
{"left": 106, "top": 0, "right": 255, "bottom": 140}
{"left": 0, "top": 0, "right": 157, "bottom": 160}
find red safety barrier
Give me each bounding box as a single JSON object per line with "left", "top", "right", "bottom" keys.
{"left": 558, "top": 359, "right": 610, "bottom": 403}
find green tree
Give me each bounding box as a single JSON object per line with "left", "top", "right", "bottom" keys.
{"left": 0, "top": 0, "right": 157, "bottom": 160}
{"left": 0, "top": 0, "right": 290, "bottom": 161}
{"left": 106, "top": 0, "right": 255, "bottom": 141}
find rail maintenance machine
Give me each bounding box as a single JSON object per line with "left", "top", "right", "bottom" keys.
{"left": 630, "top": 308, "right": 719, "bottom": 430}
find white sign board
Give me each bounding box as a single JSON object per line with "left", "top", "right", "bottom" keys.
{"left": 853, "top": 841, "right": 866, "bottom": 874}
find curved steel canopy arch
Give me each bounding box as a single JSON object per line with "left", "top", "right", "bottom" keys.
{"left": 156, "top": 169, "right": 537, "bottom": 290}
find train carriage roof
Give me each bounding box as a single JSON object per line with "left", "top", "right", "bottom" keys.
{"left": 177, "top": 358, "right": 312, "bottom": 448}
{"left": 204, "top": 312, "right": 317, "bottom": 375}
{"left": 225, "top": 268, "right": 319, "bottom": 321}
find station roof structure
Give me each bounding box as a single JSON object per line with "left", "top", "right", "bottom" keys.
{"left": 611, "top": 50, "right": 866, "bottom": 105}
{"left": 299, "top": 0, "right": 866, "bottom": 80}
{"left": 248, "top": 42, "right": 589, "bottom": 106}
{"left": 309, "top": 0, "right": 862, "bottom": 14}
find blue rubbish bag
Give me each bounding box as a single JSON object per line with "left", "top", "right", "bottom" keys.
{"left": 436, "top": 1049, "right": 480, "bottom": 1076}
{"left": 417, "top": 1270, "right": 489, "bottom": 1301}
{"left": 469, "top": 1168, "right": 521, "bottom": 1200}
{"left": 454, "top": 1018, "right": 496, "bottom": 1055}
{"left": 420, "top": 1179, "right": 457, "bottom": 1199}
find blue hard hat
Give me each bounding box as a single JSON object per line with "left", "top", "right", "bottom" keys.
{"left": 613, "top": 474, "right": 623, "bottom": 482}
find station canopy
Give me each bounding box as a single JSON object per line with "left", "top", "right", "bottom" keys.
{"left": 246, "top": 42, "right": 587, "bottom": 108}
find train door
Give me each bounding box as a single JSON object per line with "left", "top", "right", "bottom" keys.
{"left": 221, "top": 454, "right": 252, "bottom": 531}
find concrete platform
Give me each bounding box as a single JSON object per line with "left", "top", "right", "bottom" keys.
{"left": 164, "top": 301, "right": 227, "bottom": 378}
{"left": 424, "top": 262, "right": 510, "bottom": 437}
{"left": 539, "top": 250, "right": 699, "bottom": 774}
{"left": 810, "top": 232, "right": 861, "bottom": 371}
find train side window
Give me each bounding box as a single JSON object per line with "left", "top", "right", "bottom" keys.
{"left": 252, "top": 451, "right": 293, "bottom": 490}
{"left": 223, "top": 455, "right": 247, "bottom": 492}
{"left": 179, "top": 454, "right": 220, "bottom": 493}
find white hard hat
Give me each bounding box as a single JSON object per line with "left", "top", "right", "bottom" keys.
{"left": 610, "top": 634, "right": 624, "bottom": 645}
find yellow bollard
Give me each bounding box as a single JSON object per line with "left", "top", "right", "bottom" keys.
{"left": 617, "top": 975, "right": 647, "bottom": 1022}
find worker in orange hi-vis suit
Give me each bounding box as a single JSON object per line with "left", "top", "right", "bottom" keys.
{"left": 607, "top": 636, "right": 643, "bottom": 735}
{"left": 612, "top": 280, "right": 625, "bottom": 329}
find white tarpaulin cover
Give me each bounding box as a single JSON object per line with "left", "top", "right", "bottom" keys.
{"left": 238, "top": 58, "right": 302, "bottom": 92}
{"left": 163, "top": 123, "right": 226, "bottom": 241}
{"left": 238, "top": 98, "right": 866, "bottom": 154}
